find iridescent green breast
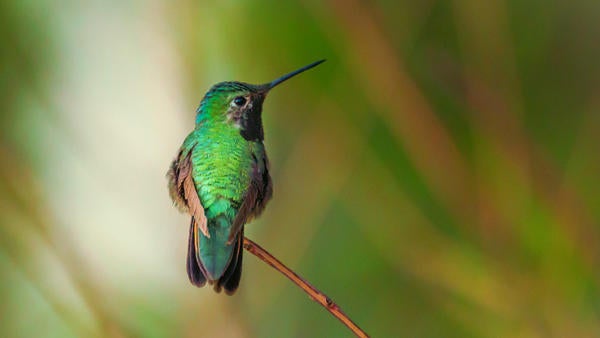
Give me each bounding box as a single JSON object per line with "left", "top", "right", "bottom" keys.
{"left": 183, "top": 123, "right": 253, "bottom": 219}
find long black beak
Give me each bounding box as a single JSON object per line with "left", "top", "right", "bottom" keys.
{"left": 261, "top": 59, "right": 325, "bottom": 91}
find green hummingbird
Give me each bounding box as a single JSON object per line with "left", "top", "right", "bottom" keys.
{"left": 167, "top": 60, "right": 325, "bottom": 294}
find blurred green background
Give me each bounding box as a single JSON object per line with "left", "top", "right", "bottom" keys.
{"left": 1, "top": 0, "right": 600, "bottom": 337}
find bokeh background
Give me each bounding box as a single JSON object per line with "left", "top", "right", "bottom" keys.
{"left": 1, "top": 0, "right": 600, "bottom": 337}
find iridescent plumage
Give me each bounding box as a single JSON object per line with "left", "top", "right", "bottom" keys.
{"left": 167, "top": 60, "right": 324, "bottom": 294}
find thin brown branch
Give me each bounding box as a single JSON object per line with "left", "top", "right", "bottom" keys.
{"left": 243, "top": 237, "right": 369, "bottom": 338}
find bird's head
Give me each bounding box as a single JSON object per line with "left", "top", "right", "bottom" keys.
{"left": 195, "top": 60, "right": 325, "bottom": 141}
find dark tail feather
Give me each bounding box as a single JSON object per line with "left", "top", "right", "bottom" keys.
{"left": 215, "top": 228, "right": 244, "bottom": 295}
{"left": 187, "top": 217, "right": 207, "bottom": 287}
{"left": 187, "top": 218, "right": 243, "bottom": 294}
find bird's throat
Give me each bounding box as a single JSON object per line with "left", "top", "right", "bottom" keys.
{"left": 239, "top": 97, "right": 265, "bottom": 142}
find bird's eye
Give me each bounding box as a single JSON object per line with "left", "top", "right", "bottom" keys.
{"left": 233, "top": 96, "right": 246, "bottom": 106}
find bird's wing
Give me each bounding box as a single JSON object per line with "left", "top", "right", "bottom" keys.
{"left": 227, "top": 145, "right": 273, "bottom": 243}
{"left": 167, "top": 147, "right": 209, "bottom": 237}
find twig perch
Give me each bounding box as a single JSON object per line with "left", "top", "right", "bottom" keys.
{"left": 243, "top": 237, "right": 369, "bottom": 338}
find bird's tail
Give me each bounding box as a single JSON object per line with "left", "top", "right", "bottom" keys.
{"left": 186, "top": 217, "right": 206, "bottom": 287}
{"left": 186, "top": 216, "right": 244, "bottom": 294}
{"left": 215, "top": 227, "right": 243, "bottom": 294}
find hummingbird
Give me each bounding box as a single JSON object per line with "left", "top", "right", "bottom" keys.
{"left": 167, "top": 60, "right": 325, "bottom": 294}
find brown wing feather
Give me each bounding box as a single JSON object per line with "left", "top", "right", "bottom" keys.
{"left": 227, "top": 152, "right": 273, "bottom": 243}
{"left": 167, "top": 149, "right": 188, "bottom": 212}
{"left": 167, "top": 148, "right": 209, "bottom": 238}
